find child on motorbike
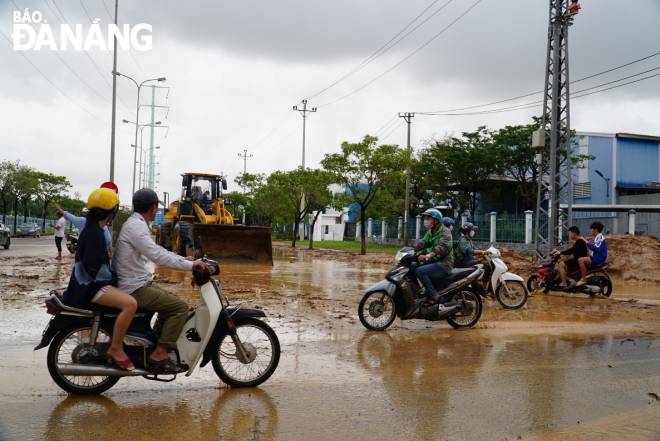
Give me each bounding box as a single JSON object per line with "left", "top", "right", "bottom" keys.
{"left": 62, "top": 188, "right": 137, "bottom": 371}
{"left": 576, "top": 221, "right": 608, "bottom": 286}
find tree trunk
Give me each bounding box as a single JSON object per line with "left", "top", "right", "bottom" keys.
{"left": 1, "top": 194, "right": 6, "bottom": 224}
{"left": 22, "top": 197, "right": 29, "bottom": 222}
{"left": 360, "top": 206, "right": 367, "bottom": 255}
{"left": 308, "top": 210, "right": 322, "bottom": 250}
{"left": 291, "top": 215, "right": 298, "bottom": 248}
{"left": 42, "top": 199, "right": 49, "bottom": 230}
{"left": 12, "top": 196, "right": 18, "bottom": 236}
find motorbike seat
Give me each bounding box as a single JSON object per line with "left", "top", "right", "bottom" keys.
{"left": 445, "top": 268, "right": 474, "bottom": 283}
{"left": 587, "top": 263, "right": 607, "bottom": 271}
{"left": 49, "top": 291, "right": 149, "bottom": 317}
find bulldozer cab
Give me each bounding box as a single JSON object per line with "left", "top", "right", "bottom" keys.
{"left": 180, "top": 174, "right": 227, "bottom": 215}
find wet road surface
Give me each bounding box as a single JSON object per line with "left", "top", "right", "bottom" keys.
{"left": 0, "top": 237, "right": 659, "bottom": 441}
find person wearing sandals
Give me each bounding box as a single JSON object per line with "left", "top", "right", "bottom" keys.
{"left": 62, "top": 188, "right": 137, "bottom": 371}
{"left": 113, "top": 188, "right": 208, "bottom": 374}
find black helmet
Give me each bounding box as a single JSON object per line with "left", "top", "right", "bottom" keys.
{"left": 133, "top": 188, "right": 160, "bottom": 213}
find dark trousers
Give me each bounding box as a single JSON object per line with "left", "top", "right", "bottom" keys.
{"left": 411, "top": 262, "right": 448, "bottom": 296}
{"left": 55, "top": 236, "right": 63, "bottom": 252}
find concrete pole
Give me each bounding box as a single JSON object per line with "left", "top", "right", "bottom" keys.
{"left": 415, "top": 215, "right": 421, "bottom": 240}
{"left": 147, "top": 85, "right": 156, "bottom": 189}
{"left": 558, "top": 209, "right": 564, "bottom": 244}
{"left": 381, "top": 219, "right": 386, "bottom": 241}
{"left": 628, "top": 209, "right": 636, "bottom": 235}
{"left": 461, "top": 212, "right": 469, "bottom": 227}
{"left": 367, "top": 218, "right": 373, "bottom": 238}
{"left": 355, "top": 222, "right": 361, "bottom": 241}
{"left": 489, "top": 212, "right": 497, "bottom": 244}
{"left": 524, "top": 210, "right": 534, "bottom": 244}
{"left": 109, "top": 0, "right": 118, "bottom": 182}
{"left": 397, "top": 216, "right": 403, "bottom": 241}
{"left": 399, "top": 112, "right": 414, "bottom": 243}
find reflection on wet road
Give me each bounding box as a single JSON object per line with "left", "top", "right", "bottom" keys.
{"left": 0, "top": 238, "right": 659, "bottom": 440}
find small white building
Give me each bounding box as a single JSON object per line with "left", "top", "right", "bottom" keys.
{"left": 311, "top": 207, "right": 347, "bottom": 242}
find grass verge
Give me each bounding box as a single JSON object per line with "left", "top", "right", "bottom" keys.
{"left": 274, "top": 240, "right": 401, "bottom": 254}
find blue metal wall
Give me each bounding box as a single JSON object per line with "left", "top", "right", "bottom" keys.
{"left": 585, "top": 136, "right": 613, "bottom": 205}
{"left": 616, "top": 138, "right": 659, "bottom": 186}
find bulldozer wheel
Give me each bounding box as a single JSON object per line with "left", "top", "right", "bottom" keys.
{"left": 159, "top": 223, "right": 173, "bottom": 251}
{"left": 173, "top": 221, "right": 193, "bottom": 257}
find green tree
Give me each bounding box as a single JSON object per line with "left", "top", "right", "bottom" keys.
{"left": 35, "top": 172, "right": 70, "bottom": 229}
{"left": 12, "top": 165, "right": 38, "bottom": 233}
{"left": 321, "top": 135, "right": 405, "bottom": 255}
{"left": 257, "top": 168, "right": 333, "bottom": 247}
{"left": 0, "top": 161, "right": 17, "bottom": 224}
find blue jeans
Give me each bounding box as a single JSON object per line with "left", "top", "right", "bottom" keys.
{"left": 411, "top": 262, "right": 448, "bottom": 296}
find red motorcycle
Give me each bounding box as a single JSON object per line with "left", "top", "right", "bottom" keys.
{"left": 526, "top": 252, "right": 612, "bottom": 297}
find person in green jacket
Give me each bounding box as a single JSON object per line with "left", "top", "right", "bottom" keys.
{"left": 412, "top": 208, "right": 454, "bottom": 304}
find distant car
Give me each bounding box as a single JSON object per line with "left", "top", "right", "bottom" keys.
{"left": 0, "top": 223, "right": 10, "bottom": 249}
{"left": 17, "top": 223, "right": 41, "bottom": 238}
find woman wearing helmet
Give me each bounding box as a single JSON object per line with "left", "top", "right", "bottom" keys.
{"left": 62, "top": 188, "right": 137, "bottom": 371}
{"left": 441, "top": 217, "right": 455, "bottom": 231}
{"left": 456, "top": 222, "right": 484, "bottom": 268}
{"left": 413, "top": 208, "right": 454, "bottom": 304}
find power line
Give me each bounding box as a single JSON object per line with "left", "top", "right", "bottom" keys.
{"left": 417, "top": 69, "right": 660, "bottom": 117}
{"left": 0, "top": 30, "right": 104, "bottom": 122}
{"left": 380, "top": 119, "right": 404, "bottom": 142}
{"left": 305, "top": 0, "right": 453, "bottom": 100}
{"left": 316, "top": 0, "right": 483, "bottom": 109}
{"left": 421, "top": 50, "right": 660, "bottom": 114}
{"left": 373, "top": 114, "right": 400, "bottom": 136}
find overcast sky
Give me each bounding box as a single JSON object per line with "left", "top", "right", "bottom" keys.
{"left": 1, "top": 0, "right": 659, "bottom": 202}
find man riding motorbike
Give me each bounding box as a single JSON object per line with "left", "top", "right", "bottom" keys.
{"left": 411, "top": 208, "right": 454, "bottom": 305}
{"left": 555, "top": 226, "right": 588, "bottom": 289}
{"left": 577, "top": 221, "right": 608, "bottom": 286}
{"left": 112, "top": 188, "right": 207, "bottom": 374}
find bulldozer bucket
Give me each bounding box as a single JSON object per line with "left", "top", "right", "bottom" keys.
{"left": 191, "top": 224, "right": 273, "bottom": 264}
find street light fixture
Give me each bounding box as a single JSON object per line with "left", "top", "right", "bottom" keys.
{"left": 594, "top": 169, "right": 611, "bottom": 199}
{"left": 114, "top": 71, "right": 166, "bottom": 194}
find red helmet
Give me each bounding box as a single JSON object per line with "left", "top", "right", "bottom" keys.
{"left": 100, "top": 181, "right": 119, "bottom": 194}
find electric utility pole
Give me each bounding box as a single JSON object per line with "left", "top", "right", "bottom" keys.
{"left": 238, "top": 148, "right": 253, "bottom": 225}
{"left": 292, "top": 99, "right": 317, "bottom": 169}
{"left": 238, "top": 148, "right": 253, "bottom": 179}
{"left": 109, "top": 0, "right": 119, "bottom": 181}
{"left": 533, "top": 0, "right": 580, "bottom": 255}
{"left": 292, "top": 99, "right": 317, "bottom": 240}
{"left": 399, "top": 112, "right": 414, "bottom": 244}
{"left": 140, "top": 85, "right": 170, "bottom": 189}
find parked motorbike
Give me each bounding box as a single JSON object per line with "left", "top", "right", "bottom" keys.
{"left": 65, "top": 230, "right": 78, "bottom": 254}
{"left": 526, "top": 252, "right": 612, "bottom": 297}
{"left": 474, "top": 246, "right": 528, "bottom": 309}
{"left": 35, "top": 258, "right": 280, "bottom": 395}
{"left": 358, "top": 247, "right": 484, "bottom": 331}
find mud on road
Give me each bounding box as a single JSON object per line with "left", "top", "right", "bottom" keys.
{"left": 0, "top": 237, "right": 659, "bottom": 441}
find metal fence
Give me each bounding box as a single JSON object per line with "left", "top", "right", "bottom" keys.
{"left": 0, "top": 215, "right": 61, "bottom": 234}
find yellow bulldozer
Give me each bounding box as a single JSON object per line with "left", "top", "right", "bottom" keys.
{"left": 155, "top": 172, "right": 272, "bottom": 264}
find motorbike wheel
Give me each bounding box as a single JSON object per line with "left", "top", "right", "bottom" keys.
{"left": 593, "top": 275, "right": 613, "bottom": 297}
{"left": 358, "top": 291, "right": 396, "bottom": 331}
{"left": 212, "top": 317, "right": 280, "bottom": 388}
{"left": 496, "top": 280, "right": 528, "bottom": 309}
{"left": 47, "top": 325, "right": 119, "bottom": 395}
{"left": 447, "top": 289, "right": 482, "bottom": 329}
{"left": 527, "top": 274, "right": 542, "bottom": 293}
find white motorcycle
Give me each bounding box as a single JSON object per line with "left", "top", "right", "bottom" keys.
{"left": 475, "top": 246, "right": 528, "bottom": 309}
{"left": 35, "top": 258, "right": 280, "bottom": 395}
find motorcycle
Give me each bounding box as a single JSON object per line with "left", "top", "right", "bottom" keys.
{"left": 526, "top": 252, "right": 612, "bottom": 297}
{"left": 473, "top": 246, "right": 528, "bottom": 309}
{"left": 65, "top": 229, "right": 78, "bottom": 254}
{"left": 35, "top": 258, "right": 280, "bottom": 395}
{"left": 358, "top": 247, "right": 484, "bottom": 331}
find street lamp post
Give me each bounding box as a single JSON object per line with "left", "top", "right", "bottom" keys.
{"left": 113, "top": 71, "right": 166, "bottom": 195}
{"left": 594, "top": 169, "right": 611, "bottom": 199}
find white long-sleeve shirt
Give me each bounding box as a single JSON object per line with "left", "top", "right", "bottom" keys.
{"left": 112, "top": 212, "right": 193, "bottom": 294}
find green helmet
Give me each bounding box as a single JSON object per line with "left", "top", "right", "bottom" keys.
{"left": 422, "top": 208, "right": 443, "bottom": 221}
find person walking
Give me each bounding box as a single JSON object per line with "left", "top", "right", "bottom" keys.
{"left": 53, "top": 212, "right": 66, "bottom": 260}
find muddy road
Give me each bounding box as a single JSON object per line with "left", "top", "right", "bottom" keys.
{"left": 1, "top": 237, "right": 659, "bottom": 441}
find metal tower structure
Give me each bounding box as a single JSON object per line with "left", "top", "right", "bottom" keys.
{"left": 534, "top": 0, "right": 580, "bottom": 255}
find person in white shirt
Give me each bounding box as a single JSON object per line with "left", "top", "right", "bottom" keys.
{"left": 113, "top": 188, "right": 206, "bottom": 374}
{"left": 53, "top": 213, "right": 66, "bottom": 260}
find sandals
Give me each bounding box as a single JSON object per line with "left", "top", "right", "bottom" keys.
{"left": 108, "top": 355, "right": 135, "bottom": 371}
{"left": 147, "top": 357, "right": 182, "bottom": 374}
